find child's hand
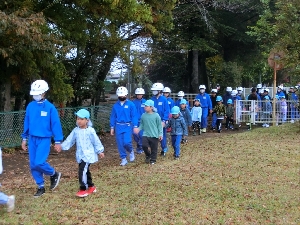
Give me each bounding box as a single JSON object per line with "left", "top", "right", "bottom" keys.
{"left": 54, "top": 143, "right": 62, "bottom": 152}
{"left": 158, "top": 136, "right": 163, "bottom": 141}
{"left": 161, "top": 121, "right": 166, "bottom": 128}
{"left": 110, "top": 128, "right": 114, "bottom": 136}
{"left": 99, "top": 152, "right": 105, "bottom": 158}
{"left": 21, "top": 140, "right": 27, "bottom": 151}
{"left": 133, "top": 128, "right": 139, "bottom": 135}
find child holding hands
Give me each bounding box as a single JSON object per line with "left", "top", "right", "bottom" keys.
{"left": 59, "top": 109, "right": 104, "bottom": 197}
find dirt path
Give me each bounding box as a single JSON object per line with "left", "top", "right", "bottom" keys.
{"left": 0, "top": 127, "right": 247, "bottom": 189}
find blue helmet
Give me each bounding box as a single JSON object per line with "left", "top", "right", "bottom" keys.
{"left": 227, "top": 99, "right": 233, "bottom": 104}
{"left": 216, "top": 96, "right": 223, "bottom": 102}
{"left": 180, "top": 99, "right": 187, "bottom": 105}
{"left": 75, "top": 109, "right": 90, "bottom": 119}
{"left": 171, "top": 106, "right": 180, "bottom": 114}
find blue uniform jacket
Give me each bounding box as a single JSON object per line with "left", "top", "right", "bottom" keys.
{"left": 166, "top": 97, "right": 175, "bottom": 110}
{"left": 151, "top": 95, "right": 170, "bottom": 122}
{"left": 132, "top": 98, "right": 146, "bottom": 122}
{"left": 180, "top": 108, "right": 192, "bottom": 126}
{"left": 195, "top": 93, "right": 212, "bottom": 110}
{"left": 175, "top": 98, "right": 187, "bottom": 107}
{"left": 167, "top": 114, "right": 188, "bottom": 136}
{"left": 21, "top": 100, "right": 63, "bottom": 142}
{"left": 110, "top": 99, "right": 138, "bottom": 128}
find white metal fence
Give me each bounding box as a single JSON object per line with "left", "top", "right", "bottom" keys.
{"left": 235, "top": 100, "right": 299, "bottom": 125}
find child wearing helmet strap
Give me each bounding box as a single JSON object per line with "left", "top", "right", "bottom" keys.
{"left": 21, "top": 80, "right": 63, "bottom": 197}
{"left": 213, "top": 96, "right": 226, "bottom": 133}
{"left": 110, "top": 86, "right": 139, "bottom": 166}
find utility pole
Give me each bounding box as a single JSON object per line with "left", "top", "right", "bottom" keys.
{"left": 127, "top": 44, "right": 131, "bottom": 99}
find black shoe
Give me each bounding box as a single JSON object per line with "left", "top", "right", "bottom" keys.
{"left": 50, "top": 172, "right": 61, "bottom": 190}
{"left": 145, "top": 156, "right": 151, "bottom": 163}
{"left": 34, "top": 187, "right": 45, "bottom": 198}
{"left": 150, "top": 161, "right": 156, "bottom": 165}
{"left": 218, "top": 129, "right": 221, "bottom": 133}
{"left": 161, "top": 151, "right": 166, "bottom": 156}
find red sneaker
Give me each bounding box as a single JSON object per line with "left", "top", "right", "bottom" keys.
{"left": 87, "top": 186, "right": 97, "bottom": 194}
{"left": 76, "top": 190, "right": 88, "bottom": 197}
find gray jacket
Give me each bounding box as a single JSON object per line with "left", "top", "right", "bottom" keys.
{"left": 167, "top": 114, "right": 188, "bottom": 136}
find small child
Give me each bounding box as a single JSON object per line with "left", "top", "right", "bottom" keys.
{"left": 60, "top": 109, "right": 105, "bottom": 197}
{"left": 0, "top": 147, "right": 15, "bottom": 212}
{"left": 167, "top": 106, "right": 188, "bottom": 159}
{"left": 191, "top": 99, "right": 202, "bottom": 135}
{"left": 179, "top": 99, "right": 192, "bottom": 143}
{"left": 225, "top": 99, "right": 234, "bottom": 130}
{"left": 213, "top": 96, "right": 226, "bottom": 133}
{"left": 21, "top": 80, "right": 63, "bottom": 198}
{"left": 135, "top": 100, "right": 163, "bottom": 164}
{"left": 262, "top": 96, "right": 272, "bottom": 127}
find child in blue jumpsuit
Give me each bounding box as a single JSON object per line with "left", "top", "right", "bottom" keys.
{"left": 21, "top": 80, "right": 63, "bottom": 197}
{"left": 60, "top": 109, "right": 105, "bottom": 197}
{"left": 195, "top": 85, "right": 212, "bottom": 133}
{"left": 163, "top": 87, "right": 175, "bottom": 110}
{"left": 175, "top": 91, "right": 187, "bottom": 107}
{"left": 110, "top": 87, "right": 139, "bottom": 166}
{"left": 132, "top": 88, "right": 146, "bottom": 154}
{"left": 150, "top": 83, "right": 170, "bottom": 156}
{"left": 0, "top": 147, "right": 15, "bottom": 212}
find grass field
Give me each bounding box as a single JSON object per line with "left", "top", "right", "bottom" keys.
{"left": 0, "top": 124, "right": 299, "bottom": 224}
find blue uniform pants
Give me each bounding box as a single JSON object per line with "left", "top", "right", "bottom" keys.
{"left": 115, "top": 124, "right": 133, "bottom": 159}
{"left": 201, "top": 108, "right": 209, "bottom": 128}
{"left": 291, "top": 106, "right": 299, "bottom": 120}
{"left": 211, "top": 112, "right": 217, "bottom": 128}
{"left": 161, "top": 127, "right": 167, "bottom": 151}
{"left": 171, "top": 135, "right": 182, "bottom": 157}
{"left": 28, "top": 136, "right": 55, "bottom": 187}
{"left": 0, "top": 192, "right": 8, "bottom": 204}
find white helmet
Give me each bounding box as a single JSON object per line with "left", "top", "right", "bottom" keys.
{"left": 231, "top": 90, "right": 238, "bottom": 96}
{"left": 116, "top": 86, "right": 128, "bottom": 96}
{"left": 226, "top": 87, "right": 232, "bottom": 92}
{"left": 135, "top": 88, "right": 145, "bottom": 95}
{"left": 151, "top": 83, "right": 164, "bottom": 91}
{"left": 259, "top": 88, "right": 264, "bottom": 94}
{"left": 264, "top": 88, "right": 269, "bottom": 93}
{"left": 163, "top": 87, "right": 171, "bottom": 93}
{"left": 257, "top": 83, "right": 262, "bottom": 88}
{"left": 177, "top": 91, "right": 184, "bottom": 97}
{"left": 30, "top": 80, "right": 49, "bottom": 95}
{"left": 211, "top": 89, "right": 217, "bottom": 93}
{"left": 199, "top": 85, "right": 206, "bottom": 89}
{"left": 237, "top": 87, "right": 243, "bottom": 91}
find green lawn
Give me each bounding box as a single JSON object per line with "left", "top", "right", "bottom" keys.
{"left": 1, "top": 124, "right": 299, "bottom": 224}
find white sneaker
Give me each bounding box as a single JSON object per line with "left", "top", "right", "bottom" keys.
{"left": 120, "top": 158, "right": 128, "bottom": 166}
{"left": 202, "top": 128, "right": 206, "bottom": 133}
{"left": 265, "top": 124, "right": 269, "bottom": 128}
{"left": 129, "top": 151, "right": 135, "bottom": 162}
{"left": 290, "top": 120, "right": 295, "bottom": 123}
{"left": 7, "top": 195, "right": 15, "bottom": 212}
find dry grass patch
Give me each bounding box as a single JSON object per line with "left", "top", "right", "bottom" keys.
{"left": 0, "top": 124, "right": 299, "bottom": 224}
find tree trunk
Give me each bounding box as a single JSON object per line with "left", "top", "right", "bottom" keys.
{"left": 0, "top": 79, "right": 12, "bottom": 112}
{"left": 94, "top": 50, "right": 117, "bottom": 105}
{"left": 191, "top": 50, "right": 199, "bottom": 93}
{"left": 198, "top": 54, "right": 209, "bottom": 92}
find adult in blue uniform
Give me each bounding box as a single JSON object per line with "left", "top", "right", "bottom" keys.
{"left": 132, "top": 88, "right": 146, "bottom": 154}
{"left": 21, "top": 80, "right": 63, "bottom": 197}
{"left": 223, "top": 87, "right": 233, "bottom": 107}
{"left": 195, "top": 85, "right": 212, "bottom": 133}
{"left": 163, "top": 87, "right": 175, "bottom": 110}
{"left": 110, "top": 87, "right": 139, "bottom": 166}
{"left": 175, "top": 91, "right": 187, "bottom": 107}
{"left": 150, "top": 83, "right": 170, "bottom": 156}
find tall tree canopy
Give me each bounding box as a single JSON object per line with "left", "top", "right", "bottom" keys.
{"left": 0, "top": 0, "right": 175, "bottom": 110}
